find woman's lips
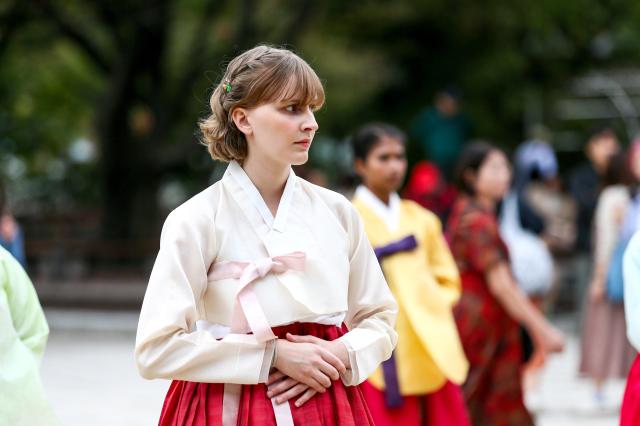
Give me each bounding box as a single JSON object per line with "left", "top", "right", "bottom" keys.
{"left": 294, "top": 139, "right": 311, "bottom": 149}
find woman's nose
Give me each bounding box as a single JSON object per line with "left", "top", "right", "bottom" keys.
{"left": 302, "top": 109, "right": 318, "bottom": 132}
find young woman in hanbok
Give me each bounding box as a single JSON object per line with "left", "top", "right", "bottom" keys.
{"left": 349, "top": 123, "right": 470, "bottom": 426}
{"left": 134, "top": 45, "right": 398, "bottom": 426}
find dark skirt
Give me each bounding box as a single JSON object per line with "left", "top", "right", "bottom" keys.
{"left": 158, "top": 322, "right": 375, "bottom": 426}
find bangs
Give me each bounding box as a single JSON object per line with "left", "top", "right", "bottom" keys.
{"left": 248, "top": 54, "right": 325, "bottom": 110}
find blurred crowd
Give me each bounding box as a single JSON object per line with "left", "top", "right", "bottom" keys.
{"left": 387, "top": 90, "right": 639, "bottom": 423}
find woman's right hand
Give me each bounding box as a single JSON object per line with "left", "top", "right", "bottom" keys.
{"left": 273, "top": 338, "right": 346, "bottom": 394}
{"left": 535, "top": 324, "right": 565, "bottom": 354}
{"left": 589, "top": 279, "right": 606, "bottom": 302}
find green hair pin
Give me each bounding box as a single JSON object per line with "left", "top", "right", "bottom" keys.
{"left": 224, "top": 82, "right": 232, "bottom": 93}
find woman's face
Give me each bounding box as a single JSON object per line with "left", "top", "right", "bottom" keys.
{"left": 240, "top": 100, "right": 318, "bottom": 167}
{"left": 473, "top": 150, "right": 512, "bottom": 201}
{"left": 355, "top": 136, "right": 407, "bottom": 196}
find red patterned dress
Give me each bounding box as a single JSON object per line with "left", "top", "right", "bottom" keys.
{"left": 446, "top": 197, "right": 533, "bottom": 426}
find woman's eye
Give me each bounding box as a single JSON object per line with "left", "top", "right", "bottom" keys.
{"left": 285, "top": 105, "right": 298, "bottom": 113}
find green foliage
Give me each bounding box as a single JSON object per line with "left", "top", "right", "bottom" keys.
{"left": 2, "top": 0, "right": 640, "bottom": 223}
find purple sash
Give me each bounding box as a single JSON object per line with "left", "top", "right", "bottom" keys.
{"left": 374, "top": 235, "right": 418, "bottom": 408}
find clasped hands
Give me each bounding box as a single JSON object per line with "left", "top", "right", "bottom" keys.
{"left": 266, "top": 333, "right": 350, "bottom": 407}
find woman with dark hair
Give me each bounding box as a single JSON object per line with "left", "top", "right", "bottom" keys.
{"left": 446, "top": 142, "right": 565, "bottom": 425}
{"left": 350, "top": 123, "right": 470, "bottom": 426}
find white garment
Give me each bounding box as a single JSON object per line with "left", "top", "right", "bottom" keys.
{"left": 135, "top": 161, "right": 398, "bottom": 386}
{"left": 624, "top": 231, "right": 640, "bottom": 351}
{"left": 499, "top": 191, "right": 554, "bottom": 295}
{"left": 354, "top": 185, "right": 401, "bottom": 232}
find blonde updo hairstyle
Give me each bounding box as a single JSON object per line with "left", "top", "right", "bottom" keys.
{"left": 200, "top": 45, "right": 325, "bottom": 163}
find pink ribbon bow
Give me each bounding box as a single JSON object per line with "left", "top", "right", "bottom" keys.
{"left": 208, "top": 252, "right": 306, "bottom": 342}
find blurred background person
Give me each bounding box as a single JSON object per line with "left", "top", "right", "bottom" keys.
{"left": 501, "top": 137, "right": 577, "bottom": 391}
{"left": 579, "top": 145, "right": 639, "bottom": 408}
{"left": 568, "top": 125, "right": 620, "bottom": 312}
{"left": 446, "top": 141, "right": 565, "bottom": 425}
{"left": 512, "top": 137, "right": 576, "bottom": 256}
{"left": 0, "top": 180, "right": 26, "bottom": 268}
{"left": 621, "top": 230, "right": 640, "bottom": 426}
{"left": 0, "top": 244, "right": 60, "bottom": 425}
{"left": 351, "top": 123, "right": 470, "bottom": 426}
{"left": 498, "top": 139, "right": 556, "bottom": 395}
{"left": 410, "top": 87, "right": 471, "bottom": 179}
{"left": 403, "top": 161, "right": 458, "bottom": 224}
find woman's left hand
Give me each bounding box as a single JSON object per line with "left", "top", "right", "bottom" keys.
{"left": 285, "top": 333, "right": 350, "bottom": 369}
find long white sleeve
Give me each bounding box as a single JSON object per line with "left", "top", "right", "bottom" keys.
{"left": 134, "top": 206, "right": 273, "bottom": 384}
{"left": 338, "top": 205, "right": 398, "bottom": 386}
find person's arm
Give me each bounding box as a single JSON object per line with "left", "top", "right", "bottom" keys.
{"left": 590, "top": 190, "right": 627, "bottom": 301}
{"left": 135, "top": 208, "right": 277, "bottom": 384}
{"left": 464, "top": 212, "right": 563, "bottom": 353}
{"left": 4, "top": 256, "right": 49, "bottom": 362}
{"left": 486, "top": 262, "right": 564, "bottom": 353}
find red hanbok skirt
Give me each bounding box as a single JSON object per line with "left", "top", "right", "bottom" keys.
{"left": 361, "top": 379, "right": 470, "bottom": 426}
{"left": 158, "top": 322, "right": 375, "bottom": 425}
{"left": 621, "top": 354, "right": 640, "bottom": 426}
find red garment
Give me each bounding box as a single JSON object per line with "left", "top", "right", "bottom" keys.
{"left": 621, "top": 354, "right": 640, "bottom": 426}
{"left": 446, "top": 197, "right": 533, "bottom": 426}
{"left": 361, "top": 379, "right": 470, "bottom": 426}
{"left": 158, "top": 322, "right": 375, "bottom": 426}
{"left": 403, "top": 161, "right": 457, "bottom": 222}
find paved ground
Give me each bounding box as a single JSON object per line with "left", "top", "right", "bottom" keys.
{"left": 39, "top": 309, "right": 626, "bottom": 426}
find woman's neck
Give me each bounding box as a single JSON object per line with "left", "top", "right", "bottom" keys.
{"left": 242, "top": 154, "right": 290, "bottom": 216}
{"left": 474, "top": 193, "right": 496, "bottom": 212}
{"left": 365, "top": 185, "right": 391, "bottom": 205}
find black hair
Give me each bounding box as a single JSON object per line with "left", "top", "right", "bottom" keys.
{"left": 351, "top": 123, "right": 406, "bottom": 161}
{"left": 602, "top": 151, "right": 633, "bottom": 189}
{"left": 586, "top": 123, "right": 616, "bottom": 144}
{"left": 454, "top": 141, "right": 505, "bottom": 196}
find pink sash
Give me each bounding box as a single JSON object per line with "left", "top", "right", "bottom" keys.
{"left": 208, "top": 252, "right": 306, "bottom": 426}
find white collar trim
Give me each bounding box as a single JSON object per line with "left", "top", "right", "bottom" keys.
{"left": 227, "top": 161, "right": 297, "bottom": 232}
{"left": 355, "top": 185, "right": 401, "bottom": 232}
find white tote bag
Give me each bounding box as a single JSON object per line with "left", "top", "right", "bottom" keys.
{"left": 500, "top": 191, "right": 554, "bottom": 296}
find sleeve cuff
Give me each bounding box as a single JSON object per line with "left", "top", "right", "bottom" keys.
{"left": 258, "top": 339, "right": 277, "bottom": 383}
{"left": 337, "top": 335, "right": 360, "bottom": 386}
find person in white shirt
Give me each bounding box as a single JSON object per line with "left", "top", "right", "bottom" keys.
{"left": 134, "top": 45, "right": 398, "bottom": 426}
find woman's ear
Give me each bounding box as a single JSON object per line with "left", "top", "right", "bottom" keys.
{"left": 231, "top": 107, "right": 252, "bottom": 136}
{"left": 354, "top": 158, "right": 367, "bottom": 179}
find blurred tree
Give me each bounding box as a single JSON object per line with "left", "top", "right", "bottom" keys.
{"left": 1, "top": 0, "right": 322, "bottom": 239}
